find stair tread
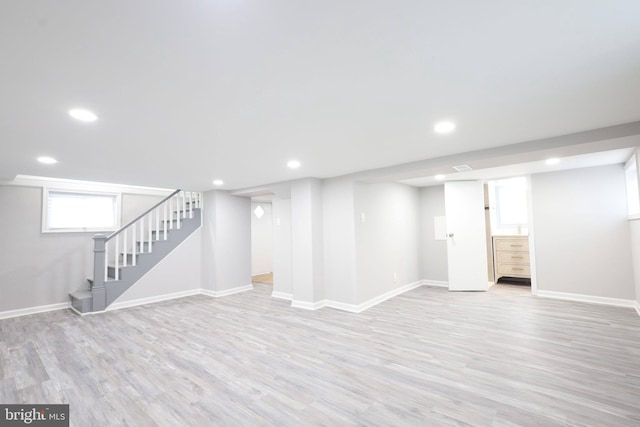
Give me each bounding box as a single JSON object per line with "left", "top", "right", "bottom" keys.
{"left": 70, "top": 290, "right": 92, "bottom": 299}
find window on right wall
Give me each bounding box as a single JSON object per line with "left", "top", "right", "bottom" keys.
{"left": 624, "top": 153, "right": 640, "bottom": 216}
{"left": 488, "top": 176, "right": 529, "bottom": 234}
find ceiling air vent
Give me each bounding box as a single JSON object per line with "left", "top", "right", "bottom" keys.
{"left": 452, "top": 164, "right": 472, "bottom": 172}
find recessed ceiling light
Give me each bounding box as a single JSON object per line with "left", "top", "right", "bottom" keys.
{"left": 213, "top": 179, "right": 224, "bottom": 186}
{"left": 69, "top": 108, "right": 98, "bottom": 122}
{"left": 434, "top": 121, "right": 455, "bottom": 134}
{"left": 37, "top": 156, "right": 58, "bottom": 165}
{"left": 287, "top": 160, "right": 301, "bottom": 169}
{"left": 546, "top": 158, "right": 560, "bottom": 165}
{"left": 435, "top": 174, "right": 445, "bottom": 181}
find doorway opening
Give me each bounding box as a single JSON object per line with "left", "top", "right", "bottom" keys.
{"left": 486, "top": 176, "right": 532, "bottom": 293}
{"left": 251, "top": 198, "right": 273, "bottom": 285}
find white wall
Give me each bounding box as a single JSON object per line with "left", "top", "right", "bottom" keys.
{"left": 354, "top": 182, "right": 420, "bottom": 303}
{"left": 251, "top": 201, "right": 273, "bottom": 275}
{"left": 418, "top": 185, "right": 448, "bottom": 282}
{"left": 272, "top": 197, "right": 293, "bottom": 297}
{"left": 322, "top": 178, "right": 357, "bottom": 304}
{"left": 530, "top": 165, "right": 635, "bottom": 300}
{"left": 629, "top": 220, "right": 640, "bottom": 310}
{"left": 121, "top": 194, "right": 165, "bottom": 224}
{"left": 201, "top": 190, "right": 251, "bottom": 292}
{"left": 291, "top": 178, "right": 325, "bottom": 304}
{"left": 627, "top": 150, "right": 640, "bottom": 312}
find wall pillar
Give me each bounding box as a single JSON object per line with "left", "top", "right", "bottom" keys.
{"left": 290, "top": 178, "right": 324, "bottom": 307}
{"left": 201, "top": 190, "right": 251, "bottom": 293}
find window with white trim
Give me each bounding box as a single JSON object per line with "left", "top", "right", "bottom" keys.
{"left": 43, "top": 189, "right": 121, "bottom": 233}
{"left": 488, "top": 177, "right": 528, "bottom": 234}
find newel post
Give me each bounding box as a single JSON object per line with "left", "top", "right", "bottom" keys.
{"left": 92, "top": 234, "right": 107, "bottom": 311}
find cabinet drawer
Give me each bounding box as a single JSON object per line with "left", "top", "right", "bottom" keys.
{"left": 497, "top": 264, "right": 530, "bottom": 277}
{"left": 495, "top": 251, "right": 530, "bottom": 264}
{"left": 494, "top": 239, "right": 528, "bottom": 252}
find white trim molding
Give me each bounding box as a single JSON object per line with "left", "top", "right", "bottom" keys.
{"left": 635, "top": 301, "right": 640, "bottom": 317}
{"left": 201, "top": 284, "right": 254, "bottom": 298}
{"left": 322, "top": 280, "right": 426, "bottom": 314}
{"left": 421, "top": 280, "right": 449, "bottom": 288}
{"left": 355, "top": 280, "right": 424, "bottom": 313}
{"left": 290, "top": 300, "right": 327, "bottom": 310}
{"left": 271, "top": 291, "right": 293, "bottom": 301}
{"left": 0, "top": 302, "right": 71, "bottom": 320}
{"left": 2, "top": 285, "right": 255, "bottom": 320}
{"left": 537, "top": 290, "right": 637, "bottom": 309}
{"left": 324, "top": 300, "right": 361, "bottom": 313}
{"left": 108, "top": 289, "right": 201, "bottom": 311}
{"left": 291, "top": 280, "right": 435, "bottom": 313}
{"left": 5, "top": 174, "right": 173, "bottom": 196}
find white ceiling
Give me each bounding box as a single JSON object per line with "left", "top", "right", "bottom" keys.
{"left": 1, "top": 1, "right": 640, "bottom": 191}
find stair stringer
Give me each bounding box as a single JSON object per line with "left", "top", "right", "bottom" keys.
{"left": 103, "top": 209, "right": 201, "bottom": 308}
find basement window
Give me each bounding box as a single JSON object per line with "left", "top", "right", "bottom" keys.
{"left": 42, "top": 189, "right": 121, "bottom": 233}
{"left": 488, "top": 177, "right": 528, "bottom": 233}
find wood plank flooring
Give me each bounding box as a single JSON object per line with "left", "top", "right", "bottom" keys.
{"left": 1, "top": 284, "right": 640, "bottom": 426}
{"left": 251, "top": 273, "right": 273, "bottom": 284}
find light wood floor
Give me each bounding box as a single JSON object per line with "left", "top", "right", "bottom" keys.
{"left": 1, "top": 284, "right": 640, "bottom": 426}
{"left": 251, "top": 272, "right": 273, "bottom": 284}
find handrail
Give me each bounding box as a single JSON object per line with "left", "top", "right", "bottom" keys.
{"left": 106, "top": 189, "right": 181, "bottom": 241}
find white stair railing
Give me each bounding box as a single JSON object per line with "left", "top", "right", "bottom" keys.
{"left": 92, "top": 190, "right": 202, "bottom": 294}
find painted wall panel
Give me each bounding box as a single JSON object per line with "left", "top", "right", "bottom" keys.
{"left": 419, "top": 185, "right": 448, "bottom": 282}
{"left": 354, "top": 182, "right": 420, "bottom": 304}
{"left": 322, "top": 178, "right": 357, "bottom": 304}
{"left": 290, "top": 178, "right": 324, "bottom": 303}
{"left": 201, "top": 190, "right": 251, "bottom": 292}
{"left": 272, "top": 198, "right": 293, "bottom": 296}
{"left": 530, "top": 165, "right": 635, "bottom": 299}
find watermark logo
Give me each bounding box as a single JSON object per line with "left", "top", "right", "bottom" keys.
{"left": 0, "top": 405, "right": 68, "bottom": 426}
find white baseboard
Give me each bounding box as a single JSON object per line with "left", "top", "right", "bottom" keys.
{"left": 635, "top": 301, "right": 640, "bottom": 317}
{"left": 0, "top": 285, "right": 257, "bottom": 320}
{"left": 324, "top": 300, "right": 361, "bottom": 313}
{"left": 0, "top": 302, "right": 71, "bottom": 320}
{"left": 357, "top": 280, "right": 424, "bottom": 312}
{"left": 536, "top": 290, "right": 637, "bottom": 309}
{"left": 271, "top": 291, "right": 292, "bottom": 301}
{"left": 291, "top": 299, "right": 327, "bottom": 310}
{"left": 421, "top": 280, "right": 448, "bottom": 288}
{"left": 108, "top": 289, "right": 202, "bottom": 311}
{"left": 322, "top": 281, "right": 425, "bottom": 314}
{"left": 290, "top": 281, "right": 426, "bottom": 313}
{"left": 251, "top": 271, "right": 272, "bottom": 277}
{"left": 201, "top": 284, "right": 253, "bottom": 298}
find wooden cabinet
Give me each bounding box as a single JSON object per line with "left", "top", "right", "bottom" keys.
{"left": 492, "top": 235, "right": 530, "bottom": 281}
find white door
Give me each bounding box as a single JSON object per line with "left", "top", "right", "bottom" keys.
{"left": 445, "top": 181, "right": 489, "bottom": 291}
